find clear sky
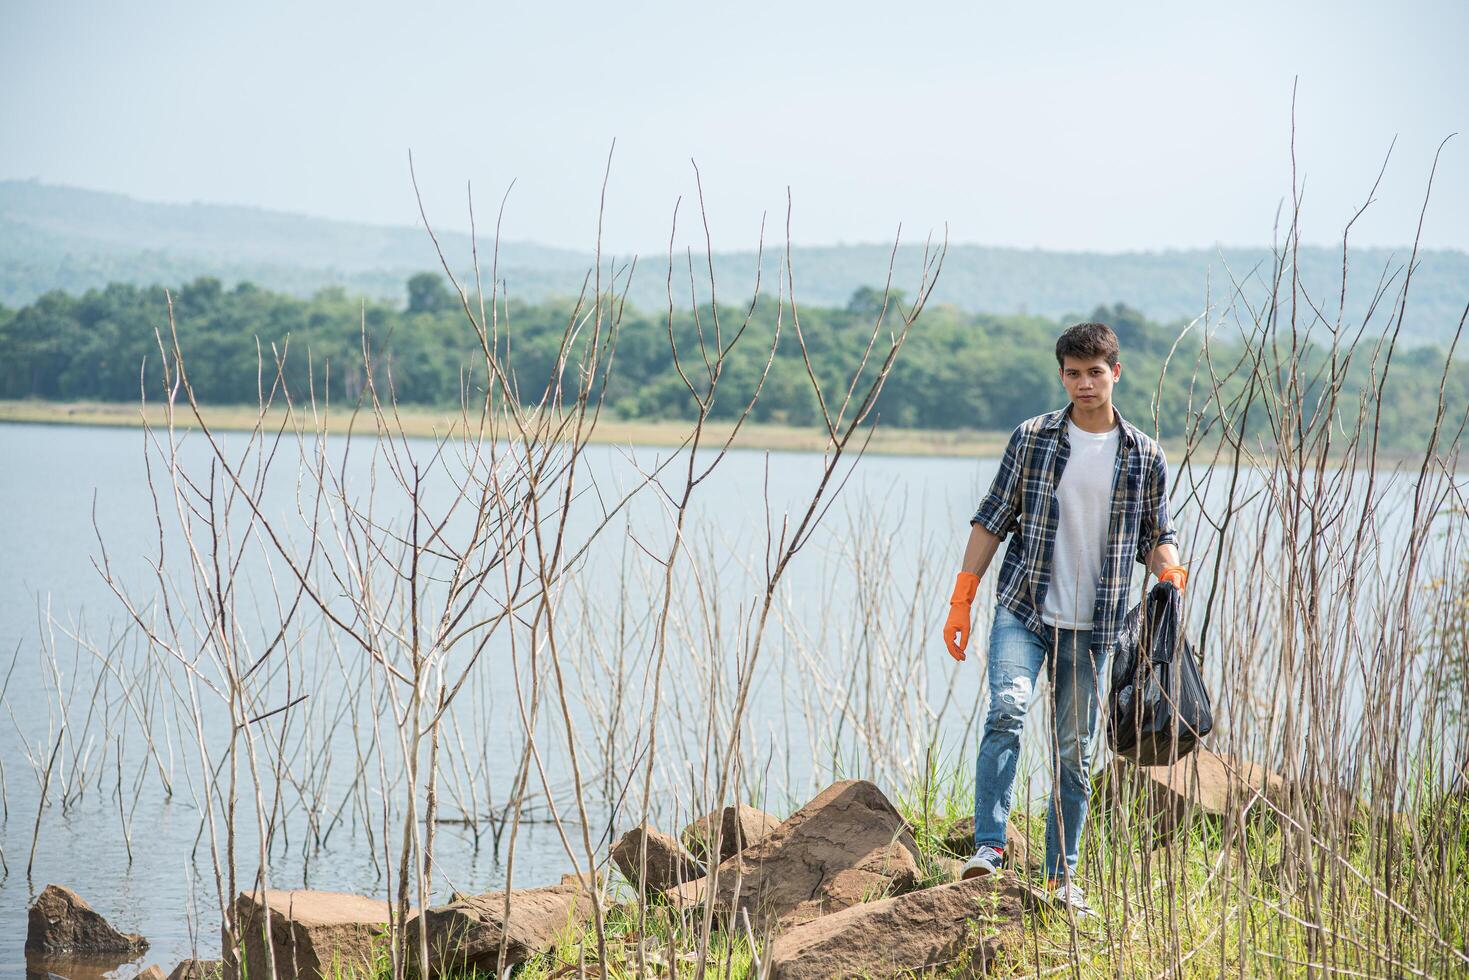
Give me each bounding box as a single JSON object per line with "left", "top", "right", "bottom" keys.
{"left": 3, "top": 0, "right": 1465, "bottom": 254}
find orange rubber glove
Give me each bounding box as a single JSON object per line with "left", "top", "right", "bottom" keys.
{"left": 944, "top": 571, "right": 980, "bottom": 661}
{"left": 1159, "top": 564, "right": 1188, "bottom": 592}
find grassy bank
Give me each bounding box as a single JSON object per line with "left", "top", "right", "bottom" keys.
{"left": 295, "top": 764, "right": 1469, "bottom": 978}
{"left": 493, "top": 798, "right": 1469, "bottom": 979}
{"left": 8, "top": 399, "right": 1432, "bottom": 467}
{"left": 0, "top": 399, "right": 1021, "bottom": 459}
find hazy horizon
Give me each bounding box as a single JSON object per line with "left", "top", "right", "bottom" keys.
{"left": 4, "top": 1, "right": 1466, "bottom": 256}
{"left": 13, "top": 176, "right": 1469, "bottom": 259}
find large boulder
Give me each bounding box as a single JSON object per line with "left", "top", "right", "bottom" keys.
{"left": 26, "top": 884, "right": 149, "bottom": 955}
{"left": 681, "top": 803, "right": 781, "bottom": 863}
{"left": 129, "top": 968, "right": 167, "bottom": 980}
{"left": 404, "top": 873, "right": 596, "bottom": 975}
{"left": 767, "top": 873, "right": 1027, "bottom": 978}
{"left": 611, "top": 824, "right": 702, "bottom": 893}
{"left": 226, "top": 889, "right": 393, "bottom": 980}
{"left": 937, "top": 818, "right": 1034, "bottom": 872}
{"left": 1096, "top": 749, "right": 1288, "bottom": 839}
{"left": 666, "top": 780, "right": 922, "bottom": 930}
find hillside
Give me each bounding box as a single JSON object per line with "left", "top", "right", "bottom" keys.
{"left": 3, "top": 180, "right": 1465, "bottom": 345}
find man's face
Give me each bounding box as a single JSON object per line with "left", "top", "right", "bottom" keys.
{"left": 1059, "top": 355, "right": 1121, "bottom": 409}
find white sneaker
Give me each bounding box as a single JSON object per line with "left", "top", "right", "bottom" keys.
{"left": 960, "top": 844, "right": 1004, "bottom": 880}
{"left": 1049, "top": 879, "right": 1097, "bottom": 917}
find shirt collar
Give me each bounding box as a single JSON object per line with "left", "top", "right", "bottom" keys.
{"left": 1042, "top": 402, "right": 1138, "bottom": 448}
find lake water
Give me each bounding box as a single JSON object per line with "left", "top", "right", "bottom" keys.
{"left": 1, "top": 421, "right": 1010, "bottom": 975}
{"left": 1, "top": 419, "right": 1459, "bottom": 976}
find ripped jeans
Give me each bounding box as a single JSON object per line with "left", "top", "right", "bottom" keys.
{"left": 973, "top": 604, "right": 1107, "bottom": 880}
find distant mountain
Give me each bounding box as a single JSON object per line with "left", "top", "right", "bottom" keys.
{"left": 3, "top": 180, "right": 1465, "bottom": 346}
{"left": 0, "top": 179, "right": 590, "bottom": 270}
{"left": 0, "top": 179, "right": 588, "bottom": 307}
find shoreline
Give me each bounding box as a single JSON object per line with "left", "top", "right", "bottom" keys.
{"left": 0, "top": 399, "right": 1445, "bottom": 467}
{"left": 0, "top": 399, "right": 1017, "bottom": 458}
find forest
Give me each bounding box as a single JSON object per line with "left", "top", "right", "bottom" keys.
{"left": 0, "top": 272, "right": 1463, "bottom": 448}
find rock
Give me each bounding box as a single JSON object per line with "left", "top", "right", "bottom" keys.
{"left": 666, "top": 780, "right": 922, "bottom": 930}
{"left": 937, "top": 819, "right": 1034, "bottom": 871}
{"left": 1096, "top": 749, "right": 1288, "bottom": 840}
{"left": 767, "top": 873, "right": 1026, "bottom": 979}
{"left": 611, "top": 824, "right": 702, "bottom": 893}
{"left": 26, "top": 884, "right": 149, "bottom": 955}
{"left": 939, "top": 819, "right": 974, "bottom": 857}
{"left": 936, "top": 856, "right": 966, "bottom": 881}
{"left": 168, "top": 960, "right": 223, "bottom": 980}
{"left": 404, "top": 873, "right": 597, "bottom": 975}
{"left": 681, "top": 803, "right": 781, "bottom": 863}
{"left": 226, "top": 889, "right": 393, "bottom": 980}
{"left": 1145, "top": 750, "right": 1287, "bottom": 818}
{"left": 131, "top": 968, "right": 168, "bottom": 980}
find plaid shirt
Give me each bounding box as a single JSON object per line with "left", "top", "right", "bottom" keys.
{"left": 970, "top": 403, "right": 1177, "bottom": 656}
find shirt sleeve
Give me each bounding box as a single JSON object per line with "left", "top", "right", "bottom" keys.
{"left": 970, "top": 425, "right": 1025, "bottom": 540}
{"left": 1136, "top": 447, "right": 1179, "bottom": 565}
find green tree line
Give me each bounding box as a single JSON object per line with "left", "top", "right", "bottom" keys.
{"left": 0, "top": 274, "right": 1463, "bottom": 449}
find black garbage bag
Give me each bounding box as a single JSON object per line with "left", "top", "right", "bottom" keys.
{"left": 1108, "top": 581, "right": 1213, "bottom": 765}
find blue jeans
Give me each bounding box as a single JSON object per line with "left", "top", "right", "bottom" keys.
{"left": 973, "top": 605, "right": 1108, "bottom": 879}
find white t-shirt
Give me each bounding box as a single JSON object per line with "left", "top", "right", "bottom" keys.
{"left": 1041, "top": 418, "right": 1120, "bottom": 629}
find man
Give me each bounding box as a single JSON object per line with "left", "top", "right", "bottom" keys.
{"left": 942, "top": 321, "right": 1186, "bottom": 917}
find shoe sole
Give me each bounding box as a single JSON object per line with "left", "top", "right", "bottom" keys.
{"left": 959, "top": 863, "right": 997, "bottom": 881}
